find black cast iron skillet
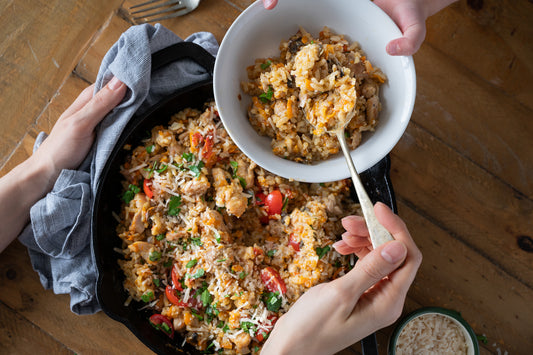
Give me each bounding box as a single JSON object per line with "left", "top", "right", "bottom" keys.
{"left": 92, "top": 41, "right": 394, "bottom": 355}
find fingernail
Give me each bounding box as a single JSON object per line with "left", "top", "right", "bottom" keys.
{"left": 107, "top": 76, "right": 123, "bottom": 90}
{"left": 381, "top": 241, "right": 406, "bottom": 264}
{"left": 263, "top": 0, "right": 275, "bottom": 9}
{"left": 387, "top": 43, "right": 399, "bottom": 56}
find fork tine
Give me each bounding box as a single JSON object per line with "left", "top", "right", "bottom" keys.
{"left": 130, "top": 0, "right": 181, "bottom": 15}
{"left": 129, "top": 0, "right": 166, "bottom": 10}
{"left": 136, "top": 7, "right": 193, "bottom": 23}
{"left": 133, "top": 3, "right": 186, "bottom": 20}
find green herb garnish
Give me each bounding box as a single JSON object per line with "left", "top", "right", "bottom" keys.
{"left": 146, "top": 144, "right": 155, "bottom": 153}
{"left": 155, "top": 234, "right": 165, "bottom": 241}
{"left": 267, "top": 250, "right": 276, "bottom": 257}
{"left": 122, "top": 184, "right": 140, "bottom": 204}
{"left": 315, "top": 245, "right": 331, "bottom": 260}
{"left": 186, "top": 259, "right": 198, "bottom": 268}
{"left": 168, "top": 195, "right": 182, "bottom": 216}
{"left": 259, "top": 86, "right": 274, "bottom": 103}
{"left": 260, "top": 60, "right": 272, "bottom": 70}
{"left": 182, "top": 152, "right": 194, "bottom": 162}
{"left": 153, "top": 279, "right": 161, "bottom": 287}
{"left": 190, "top": 268, "right": 205, "bottom": 279}
{"left": 201, "top": 289, "right": 212, "bottom": 307}
{"left": 149, "top": 250, "right": 161, "bottom": 262}
{"left": 262, "top": 291, "right": 282, "bottom": 312}
{"left": 141, "top": 291, "right": 154, "bottom": 303}
{"left": 189, "top": 160, "right": 205, "bottom": 177}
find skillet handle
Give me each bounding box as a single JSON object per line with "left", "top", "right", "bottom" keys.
{"left": 151, "top": 41, "right": 215, "bottom": 75}
{"left": 358, "top": 155, "right": 396, "bottom": 355}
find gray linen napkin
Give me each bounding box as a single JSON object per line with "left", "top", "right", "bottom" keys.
{"left": 18, "top": 24, "right": 218, "bottom": 315}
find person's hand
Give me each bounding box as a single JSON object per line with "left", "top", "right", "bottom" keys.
{"left": 374, "top": 0, "right": 427, "bottom": 56}
{"left": 262, "top": 0, "right": 456, "bottom": 56}
{"left": 0, "top": 76, "right": 126, "bottom": 252}
{"left": 262, "top": 0, "right": 278, "bottom": 10}
{"left": 31, "top": 77, "right": 127, "bottom": 190}
{"left": 261, "top": 203, "right": 422, "bottom": 354}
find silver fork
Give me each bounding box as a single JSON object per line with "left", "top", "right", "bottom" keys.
{"left": 129, "top": 0, "right": 200, "bottom": 23}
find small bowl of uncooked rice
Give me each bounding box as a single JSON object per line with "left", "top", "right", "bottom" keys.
{"left": 388, "top": 307, "right": 479, "bottom": 355}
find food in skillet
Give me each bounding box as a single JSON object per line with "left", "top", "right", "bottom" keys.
{"left": 115, "top": 102, "right": 361, "bottom": 354}
{"left": 241, "top": 27, "right": 387, "bottom": 163}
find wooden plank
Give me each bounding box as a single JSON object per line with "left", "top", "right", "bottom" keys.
{"left": 122, "top": 0, "right": 244, "bottom": 44}
{"left": 75, "top": 15, "right": 132, "bottom": 83}
{"left": 393, "top": 203, "right": 530, "bottom": 354}
{"left": 0, "top": 0, "right": 122, "bottom": 170}
{"left": 0, "top": 241, "right": 153, "bottom": 354}
{"left": 0, "top": 74, "right": 90, "bottom": 177}
{"left": 0, "top": 301, "right": 73, "bottom": 354}
{"left": 390, "top": 123, "right": 533, "bottom": 288}
{"left": 411, "top": 43, "right": 532, "bottom": 199}
{"left": 424, "top": 0, "right": 533, "bottom": 109}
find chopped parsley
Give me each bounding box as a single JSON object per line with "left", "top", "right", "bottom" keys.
{"left": 239, "top": 272, "right": 247, "bottom": 280}
{"left": 262, "top": 291, "right": 282, "bottom": 312}
{"left": 259, "top": 86, "right": 274, "bottom": 103}
{"left": 153, "top": 279, "right": 161, "bottom": 287}
{"left": 267, "top": 249, "right": 276, "bottom": 257}
{"left": 182, "top": 152, "right": 194, "bottom": 162}
{"left": 122, "top": 184, "right": 140, "bottom": 204}
{"left": 168, "top": 195, "right": 182, "bottom": 216}
{"left": 189, "top": 160, "right": 205, "bottom": 177}
{"left": 146, "top": 144, "right": 155, "bottom": 153}
{"left": 155, "top": 234, "right": 165, "bottom": 241}
{"left": 315, "top": 245, "right": 331, "bottom": 260}
{"left": 163, "top": 260, "right": 173, "bottom": 268}
{"left": 189, "top": 268, "right": 205, "bottom": 279}
{"left": 191, "top": 237, "right": 203, "bottom": 246}
{"left": 240, "top": 321, "right": 257, "bottom": 334}
{"left": 186, "top": 259, "right": 198, "bottom": 268}
{"left": 149, "top": 250, "right": 161, "bottom": 262}
{"left": 260, "top": 60, "right": 272, "bottom": 70}
{"left": 200, "top": 288, "right": 212, "bottom": 307}
{"left": 141, "top": 291, "right": 154, "bottom": 303}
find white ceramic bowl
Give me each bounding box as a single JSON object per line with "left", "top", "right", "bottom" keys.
{"left": 213, "top": 0, "right": 416, "bottom": 183}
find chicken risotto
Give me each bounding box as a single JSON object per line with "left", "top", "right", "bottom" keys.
{"left": 116, "top": 102, "right": 361, "bottom": 354}
{"left": 241, "top": 27, "right": 387, "bottom": 163}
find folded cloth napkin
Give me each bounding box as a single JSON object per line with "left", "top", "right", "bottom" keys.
{"left": 19, "top": 24, "right": 218, "bottom": 315}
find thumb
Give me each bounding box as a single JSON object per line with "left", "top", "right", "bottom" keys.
{"left": 340, "top": 240, "right": 407, "bottom": 295}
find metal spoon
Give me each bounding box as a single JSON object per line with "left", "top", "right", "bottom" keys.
{"left": 331, "top": 123, "right": 394, "bottom": 248}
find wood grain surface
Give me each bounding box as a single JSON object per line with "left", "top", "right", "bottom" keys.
{"left": 0, "top": 0, "right": 531, "bottom": 354}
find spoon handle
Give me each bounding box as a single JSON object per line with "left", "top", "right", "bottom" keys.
{"left": 336, "top": 131, "right": 394, "bottom": 248}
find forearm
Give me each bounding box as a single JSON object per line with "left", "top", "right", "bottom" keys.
{"left": 0, "top": 155, "right": 56, "bottom": 252}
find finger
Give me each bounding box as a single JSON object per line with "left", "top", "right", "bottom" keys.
{"left": 332, "top": 240, "right": 355, "bottom": 255}
{"left": 341, "top": 232, "right": 371, "bottom": 249}
{"left": 341, "top": 215, "right": 369, "bottom": 237}
{"left": 71, "top": 77, "right": 126, "bottom": 133}
{"left": 262, "top": 0, "right": 277, "bottom": 10}
{"left": 338, "top": 240, "right": 407, "bottom": 296}
{"left": 58, "top": 84, "right": 95, "bottom": 120}
{"left": 386, "top": 22, "right": 426, "bottom": 56}
{"left": 373, "top": 202, "right": 423, "bottom": 294}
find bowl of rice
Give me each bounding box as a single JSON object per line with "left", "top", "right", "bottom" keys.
{"left": 213, "top": 0, "right": 416, "bottom": 183}
{"left": 388, "top": 307, "right": 480, "bottom": 355}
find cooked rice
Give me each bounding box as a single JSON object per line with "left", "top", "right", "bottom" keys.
{"left": 116, "top": 102, "right": 361, "bottom": 354}
{"left": 241, "top": 26, "right": 387, "bottom": 163}
{"left": 396, "top": 313, "right": 470, "bottom": 355}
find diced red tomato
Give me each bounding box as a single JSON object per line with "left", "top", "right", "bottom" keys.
{"left": 265, "top": 190, "right": 283, "bottom": 215}
{"left": 253, "top": 246, "right": 264, "bottom": 256}
{"left": 149, "top": 314, "right": 174, "bottom": 339}
{"left": 190, "top": 131, "right": 204, "bottom": 151}
{"left": 260, "top": 267, "right": 286, "bottom": 294}
{"left": 288, "top": 233, "right": 300, "bottom": 252}
{"left": 171, "top": 265, "right": 183, "bottom": 291}
{"left": 256, "top": 315, "right": 278, "bottom": 342}
{"left": 165, "top": 285, "right": 183, "bottom": 306}
{"left": 143, "top": 179, "right": 154, "bottom": 198}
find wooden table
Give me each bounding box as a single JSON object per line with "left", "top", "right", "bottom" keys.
{"left": 0, "top": 0, "right": 531, "bottom": 353}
